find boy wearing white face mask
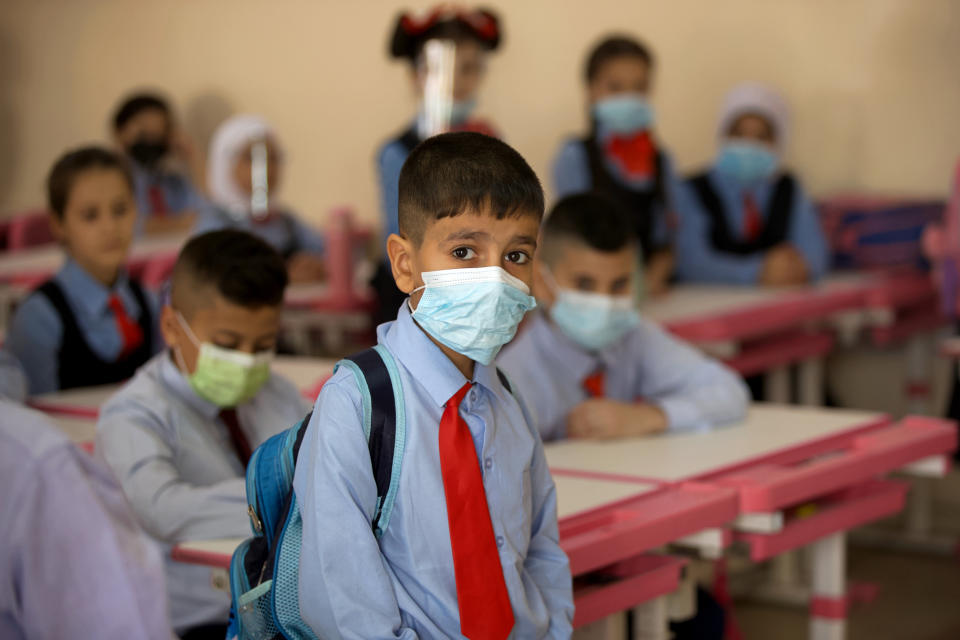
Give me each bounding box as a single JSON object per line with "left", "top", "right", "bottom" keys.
{"left": 294, "top": 132, "right": 574, "bottom": 639}
{"left": 552, "top": 35, "right": 680, "bottom": 295}
{"left": 498, "top": 193, "right": 749, "bottom": 443}
{"left": 97, "top": 230, "right": 306, "bottom": 639}
{"left": 674, "top": 83, "right": 829, "bottom": 286}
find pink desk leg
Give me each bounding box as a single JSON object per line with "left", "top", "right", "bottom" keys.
{"left": 809, "top": 532, "right": 846, "bottom": 640}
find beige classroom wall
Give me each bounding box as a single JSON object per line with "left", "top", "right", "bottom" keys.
{"left": 2, "top": 0, "right": 959, "bottom": 236}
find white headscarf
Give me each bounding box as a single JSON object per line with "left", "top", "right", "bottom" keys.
{"left": 207, "top": 114, "right": 284, "bottom": 217}
{"left": 716, "top": 83, "right": 790, "bottom": 153}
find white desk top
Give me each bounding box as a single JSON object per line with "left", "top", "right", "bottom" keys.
{"left": 49, "top": 413, "right": 97, "bottom": 445}
{"left": 0, "top": 232, "right": 186, "bottom": 282}
{"left": 30, "top": 384, "right": 120, "bottom": 414}
{"left": 544, "top": 403, "right": 887, "bottom": 483}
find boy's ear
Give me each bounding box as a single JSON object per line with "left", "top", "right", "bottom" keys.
{"left": 159, "top": 305, "right": 182, "bottom": 351}
{"left": 387, "top": 233, "right": 417, "bottom": 294}
{"left": 531, "top": 257, "right": 555, "bottom": 307}
{"left": 48, "top": 214, "right": 65, "bottom": 244}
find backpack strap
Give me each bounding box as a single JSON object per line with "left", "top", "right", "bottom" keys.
{"left": 335, "top": 345, "right": 407, "bottom": 539}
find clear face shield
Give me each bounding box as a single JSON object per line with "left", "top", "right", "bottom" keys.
{"left": 417, "top": 38, "right": 457, "bottom": 139}
{"left": 249, "top": 139, "right": 270, "bottom": 220}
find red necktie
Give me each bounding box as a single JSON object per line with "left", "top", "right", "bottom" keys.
{"left": 605, "top": 131, "right": 656, "bottom": 179}
{"left": 219, "top": 408, "right": 253, "bottom": 467}
{"left": 148, "top": 184, "right": 168, "bottom": 216}
{"left": 582, "top": 370, "right": 606, "bottom": 399}
{"left": 743, "top": 194, "right": 763, "bottom": 241}
{"left": 107, "top": 294, "right": 144, "bottom": 359}
{"left": 439, "top": 383, "right": 514, "bottom": 640}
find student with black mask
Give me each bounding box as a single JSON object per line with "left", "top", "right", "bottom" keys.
{"left": 112, "top": 92, "right": 207, "bottom": 235}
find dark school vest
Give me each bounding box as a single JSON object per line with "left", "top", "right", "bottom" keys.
{"left": 36, "top": 278, "right": 155, "bottom": 390}
{"left": 581, "top": 136, "right": 666, "bottom": 263}
{"left": 688, "top": 172, "right": 796, "bottom": 256}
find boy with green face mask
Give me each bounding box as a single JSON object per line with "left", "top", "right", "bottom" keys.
{"left": 96, "top": 229, "right": 308, "bottom": 639}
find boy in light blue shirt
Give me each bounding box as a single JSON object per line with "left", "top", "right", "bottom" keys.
{"left": 295, "top": 132, "right": 574, "bottom": 639}
{"left": 499, "top": 192, "right": 749, "bottom": 442}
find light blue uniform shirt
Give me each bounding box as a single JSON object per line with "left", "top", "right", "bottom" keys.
{"left": 551, "top": 133, "right": 682, "bottom": 249}
{"left": 673, "top": 167, "right": 829, "bottom": 284}
{"left": 131, "top": 163, "right": 207, "bottom": 234}
{"left": 1, "top": 401, "right": 171, "bottom": 640}
{"left": 97, "top": 352, "right": 308, "bottom": 632}
{"left": 6, "top": 259, "right": 161, "bottom": 394}
{"left": 294, "top": 303, "right": 574, "bottom": 639}
{"left": 498, "top": 311, "right": 750, "bottom": 441}
{"left": 377, "top": 136, "right": 413, "bottom": 245}
{"left": 193, "top": 206, "right": 326, "bottom": 257}
{"left": 0, "top": 350, "right": 28, "bottom": 402}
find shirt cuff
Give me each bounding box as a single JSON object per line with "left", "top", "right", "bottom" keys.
{"left": 654, "top": 396, "right": 710, "bottom": 434}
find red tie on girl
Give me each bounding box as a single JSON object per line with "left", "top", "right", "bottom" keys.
{"left": 107, "top": 294, "right": 143, "bottom": 359}
{"left": 604, "top": 131, "right": 656, "bottom": 179}
{"left": 582, "top": 370, "right": 606, "bottom": 399}
{"left": 742, "top": 194, "right": 763, "bottom": 241}
{"left": 147, "top": 184, "right": 168, "bottom": 216}
{"left": 439, "top": 382, "right": 514, "bottom": 640}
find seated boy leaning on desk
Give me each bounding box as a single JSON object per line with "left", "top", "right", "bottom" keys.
{"left": 293, "top": 132, "right": 574, "bottom": 639}
{"left": 498, "top": 191, "right": 750, "bottom": 442}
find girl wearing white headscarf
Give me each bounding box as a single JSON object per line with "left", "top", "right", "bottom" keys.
{"left": 194, "top": 114, "right": 326, "bottom": 282}
{"left": 674, "top": 83, "right": 828, "bottom": 286}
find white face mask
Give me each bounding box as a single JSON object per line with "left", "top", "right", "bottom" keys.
{"left": 410, "top": 266, "right": 537, "bottom": 365}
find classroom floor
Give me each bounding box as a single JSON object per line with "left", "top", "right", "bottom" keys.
{"left": 736, "top": 544, "right": 960, "bottom": 640}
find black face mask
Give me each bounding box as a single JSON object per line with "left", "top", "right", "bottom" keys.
{"left": 127, "top": 138, "right": 169, "bottom": 169}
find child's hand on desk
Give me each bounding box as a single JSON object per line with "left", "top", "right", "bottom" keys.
{"left": 760, "top": 245, "right": 808, "bottom": 287}
{"left": 567, "top": 400, "right": 668, "bottom": 439}
{"left": 287, "top": 253, "right": 327, "bottom": 283}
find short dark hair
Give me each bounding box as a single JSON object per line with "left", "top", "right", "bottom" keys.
{"left": 112, "top": 92, "right": 171, "bottom": 132}
{"left": 541, "top": 192, "right": 636, "bottom": 264}
{"left": 171, "top": 230, "right": 289, "bottom": 312}
{"left": 47, "top": 146, "right": 133, "bottom": 220}
{"left": 585, "top": 35, "right": 654, "bottom": 83}
{"left": 398, "top": 132, "right": 544, "bottom": 244}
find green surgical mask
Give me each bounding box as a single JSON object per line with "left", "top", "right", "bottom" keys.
{"left": 175, "top": 312, "right": 273, "bottom": 407}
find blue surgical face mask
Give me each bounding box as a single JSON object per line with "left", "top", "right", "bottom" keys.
{"left": 542, "top": 268, "right": 640, "bottom": 352}
{"left": 410, "top": 266, "right": 537, "bottom": 365}
{"left": 592, "top": 94, "right": 654, "bottom": 135}
{"left": 716, "top": 141, "right": 779, "bottom": 186}
{"left": 449, "top": 98, "right": 477, "bottom": 126}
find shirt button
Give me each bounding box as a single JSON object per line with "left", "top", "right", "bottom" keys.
{"left": 469, "top": 389, "right": 477, "bottom": 403}
{"left": 484, "top": 457, "right": 493, "bottom": 470}
{"left": 496, "top": 535, "right": 504, "bottom": 548}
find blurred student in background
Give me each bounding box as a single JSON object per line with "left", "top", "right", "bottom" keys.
{"left": 113, "top": 92, "right": 207, "bottom": 235}
{"left": 674, "top": 83, "right": 828, "bottom": 286}
{"left": 7, "top": 147, "right": 161, "bottom": 394}
{"left": 553, "top": 35, "right": 679, "bottom": 295}
{"left": 372, "top": 5, "right": 503, "bottom": 324}
{"left": 195, "top": 114, "right": 327, "bottom": 283}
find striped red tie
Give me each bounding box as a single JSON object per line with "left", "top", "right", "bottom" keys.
{"left": 107, "top": 294, "right": 143, "bottom": 359}
{"left": 439, "top": 383, "right": 514, "bottom": 640}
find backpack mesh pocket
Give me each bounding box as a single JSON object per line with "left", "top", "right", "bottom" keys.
{"left": 237, "top": 579, "right": 279, "bottom": 640}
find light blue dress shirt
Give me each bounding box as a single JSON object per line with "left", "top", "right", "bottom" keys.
{"left": 193, "top": 206, "right": 326, "bottom": 257}
{"left": 377, "top": 137, "right": 412, "bottom": 245}
{"left": 0, "top": 350, "right": 28, "bottom": 402}
{"left": 6, "top": 259, "right": 161, "bottom": 394}
{"left": 551, "top": 133, "right": 682, "bottom": 249}
{"left": 131, "top": 163, "right": 207, "bottom": 234}
{"left": 294, "top": 302, "right": 574, "bottom": 639}
{"left": 497, "top": 311, "right": 750, "bottom": 441}
{"left": 673, "top": 167, "right": 829, "bottom": 284}
{"left": 1, "top": 401, "right": 171, "bottom": 640}
{"left": 97, "top": 352, "right": 308, "bottom": 632}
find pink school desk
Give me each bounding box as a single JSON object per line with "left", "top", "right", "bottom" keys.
{"left": 173, "top": 473, "right": 739, "bottom": 636}
{"left": 545, "top": 404, "right": 957, "bottom": 640}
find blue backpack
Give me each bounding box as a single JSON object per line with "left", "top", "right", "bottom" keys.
{"left": 225, "top": 345, "right": 407, "bottom": 640}
{"left": 226, "top": 345, "right": 516, "bottom": 640}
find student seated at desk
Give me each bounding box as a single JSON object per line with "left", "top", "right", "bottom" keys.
{"left": 113, "top": 91, "right": 206, "bottom": 235}
{"left": 194, "top": 114, "right": 327, "bottom": 283}
{"left": 7, "top": 147, "right": 161, "bottom": 394}
{"left": 499, "top": 192, "right": 749, "bottom": 441}
{"left": 97, "top": 230, "right": 306, "bottom": 639}
{"left": 295, "top": 133, "right": 574, "bottom": 638}
{"left": 674, "top": 83, "right": 828, "bottom": 286}
{"left": 552, "top": 35, "right": 679, "bottom": 295}
{"left": 1, "top": 400, "right": 171, "bottom": 639}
